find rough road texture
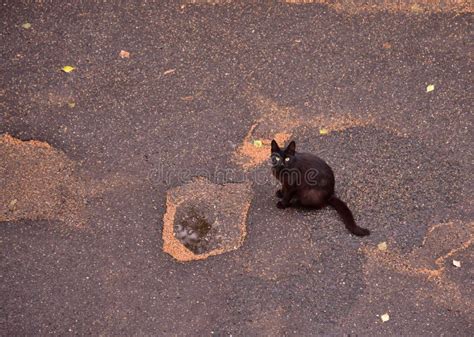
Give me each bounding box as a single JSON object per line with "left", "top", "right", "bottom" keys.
{"left": 162, "top": 177, "right": 251, "bottom": 261}
{"left": 1, "top": 2, "right": 472, "bottom": 336}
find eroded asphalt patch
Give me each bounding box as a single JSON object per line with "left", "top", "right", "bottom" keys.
{"left": 1, "top": 2, "right": 472, "bottom": 336}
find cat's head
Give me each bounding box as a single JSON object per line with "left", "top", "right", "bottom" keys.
{"left": 270, "top": 140, "right": 296, "bottom": 168}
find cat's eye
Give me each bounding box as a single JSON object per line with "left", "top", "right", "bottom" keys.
{"left": 275, "top": 157, "right": 280, "bottom": 161}
{"left": 285, "top": 157, "right": 290, "bottom": 162}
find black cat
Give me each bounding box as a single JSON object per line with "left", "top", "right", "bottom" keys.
{"left": 270, "top": 140, "right": 370, "bottom": 236}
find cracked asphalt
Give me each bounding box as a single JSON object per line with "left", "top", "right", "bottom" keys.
{"left": 1, "top": 2, "right": 473, "bottom": 336}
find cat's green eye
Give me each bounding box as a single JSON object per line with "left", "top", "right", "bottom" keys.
{"left": 285, "top": 157, "right": 290, "bottom": 162}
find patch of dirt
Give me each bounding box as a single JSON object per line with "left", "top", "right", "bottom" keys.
{"left": 0, "top": 134, "right": 86, "bottom": 226}
{"left": 0, "top": 134, "right": 140, "bottom": 228}
{"left": 334, "top": 221, "right": 473, "bottom": 333}
{"left": 235, "top": 128, "right": 291, "bottom": 170}
{"left": 360, "top": 221, "right": 473, "bottom": 316}
{"left": 162, "top": 177, "right": 252, "bottom": 262}
{"left": 284, "top": 0, "right": 473, "bottom": 14}
{"left": 233, "top": 93, "right": 376, "bottom": 169}
{"left": 251, "top": 95, "right": 374, "bottom": 136}
{"left": 186, "top": 0, "right": 473, "bottom": 13}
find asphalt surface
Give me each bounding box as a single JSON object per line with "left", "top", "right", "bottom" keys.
{"left": 1, "top": 2, "right": 473, "bottom": 336}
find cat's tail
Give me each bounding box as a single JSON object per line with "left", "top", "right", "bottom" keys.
{"left": 327, "top": 196, "right": 370, "bottom": 237}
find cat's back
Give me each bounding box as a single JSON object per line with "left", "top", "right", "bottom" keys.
{"left": 294, "top": 152, "right": 335, "bottom": 191}
{"left": 295, "top": 152, "right": 334, "bottom": 179}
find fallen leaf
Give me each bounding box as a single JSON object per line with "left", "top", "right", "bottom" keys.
{"left": 377, "top": 242, "right": 388, "bottom": 251}
{"left": 452, "top": 260, "right": 461, "bottom": 268}
{"left": 319, "top": 128, "right": 328, "bottom": 135}
{"left": 61, "top": 66, "right": 75, "bottom": 73}
{"left": 253, "top": 140, "right": 263, "bottom": 148}
{"left": 164, "top": 69, "right": 176, "bottom": 75}
{"left": 21, "top": 22, "right": 31, "bottom": 29}
{"left": 410, "top": 3, "right": 423, "bottom": 13}
{"left": 8, "top": 199, "right": 18, "bottom": 211}
{"left": 381, "top": 313, "right": 390, "bottom": 322}
{"left": 382, "top": 42, "right": 391, "bottom": 49}
{"left": 68, "top": 101, "right": 76, "bottom": 108}
{"left": 426, "top": 84, "right": 435, "bottom": 92}
{"left": 181, "top": 96, "right": 194, "bottom": 101}
{"left": 119, "top": 50, "right": 130, "bottom": 58}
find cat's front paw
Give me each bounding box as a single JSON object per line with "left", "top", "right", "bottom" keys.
{"left": 276, "top": 201, "right": 286, "bottom": 209}
{"left": 275, "top": 189, "right": 283, "bottom": 198}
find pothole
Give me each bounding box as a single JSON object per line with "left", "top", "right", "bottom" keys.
{"left": 174, "top": 204, "right": 215, "bottom": 254}
{"left": 162, "top": 177, "right": 252, "bottom": 262}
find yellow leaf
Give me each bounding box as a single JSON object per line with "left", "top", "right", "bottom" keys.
{"left": 377, "top": 242, "right": 388, "bottom": 251}
{"left": 8, "top": 199, "right": 18, "bottom": 211}
{"left": 22, "top": 22, "right": 31, "bottom": 29}
{"left": 410, "top": 3, "right": 423, "bottom": 13}
{"left": 381, "top": 313, "right": 390, "bottom": 322}
{"left": 68, "top": 101, "right": 76, "bottom": 108}
{"left": 426, "top": 84, "right": 435, "bottom": 92}
{"left": 61, "top": 66, "right": 75, "bottom": 73}
{"left": 319, "top": 128, "right": 328, "bottom": 135}
{"left": 253, "top": 140, "right": 263, "bottom": 148}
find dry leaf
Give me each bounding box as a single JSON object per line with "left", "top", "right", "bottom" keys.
{"left": 181, "top": 96, "right": 194, "bottom": 101}
{"left": 119, "top": 50, "right": 130, "bottom": 58}
{"left": 68, "top": 101, "right": 76, "bottom": 108}
{"left": 426, "top": 84, "right": 435, "bottom": 92}
{"left": 61, "top": 66, "right": 75, "bottom": 73}
{"left": 410, "top": 3, "right": 423, "bottom": 13}
{"left": 253, "top": 140, "right": 263, "bottom": 148}
{"left": 381, "top": 313, "right": 390, "bottom": 322}
{"left": 319, "top": 128, "right": 328, "bottom": 135}
{"left": 377, "top": 242, "right": 388, "bottom": 251}
{"left": 8, "top": 199, "right": 18, "bottom": 211}
{"left": 452, "top": 260, "right": 461, "bottom": 268}
{"left": 164, "top": 69, "right": 176, "bottom": 75}
{"left": 22, "top": 22, "right": 31, "bottom": 29}
{"left": 382, "top": 42, "right": 391, "bottom": 49}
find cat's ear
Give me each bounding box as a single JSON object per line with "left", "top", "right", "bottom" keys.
{"left": 285, "top": 141, "right": 296, "bottom": 156}
{"left": 271, "top": 140, "right": 280, "bottom": 153}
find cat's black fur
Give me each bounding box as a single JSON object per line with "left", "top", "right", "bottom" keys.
{"left": 271, "top": 140, "right": 370, "bottom": 237}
